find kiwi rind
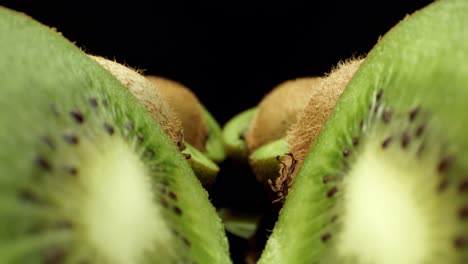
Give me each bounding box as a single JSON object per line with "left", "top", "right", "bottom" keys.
{"left": 222, "top": 107, "right": 257, "bottom": 161}
{"left": 89, "top": 57, "right": 221, "bottom": 186}
{"left": 147, "top": 76, "right": 226, "bottom": 164}
{"left": 146, "top": 76, "right": 208, "bottom": 152}
{"left": 200, "top": 106, "right": 226, "bottom": 163}
{"left": 182, "top": 143, "right": 220, "bottom": 188}
{"left": 248, "top": 138, "right": 288, "bottom": 196}
{"left": 0, "top": 7, "right": 230, "bottom": 264}
{"left": 259, "top": 1, "right": 468, "bottom": 263}
{"left": 245, "top": 77, "right": 321, "bottom": 153}
{"left": 88, "top": 55, "right": 184, "bottom": 147}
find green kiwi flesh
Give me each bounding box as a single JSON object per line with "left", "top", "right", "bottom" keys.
{"left": 182, "top": 143, "right": 220, "bottom": 188}
{"left": 222, "top": 108, "right": 257, "bottom": 161}
{"left": 259, "top": 1, "right": 468, "bottom": 263}
{"left": 0, "top": 7, "right": 230, "bottom": 264}
{"left": 217, "top": 208, "right": 263, "bottom": 239}
{"left": 249, "top": 138, "right": 288, "bottom": 193}
{"left": 201, "top": 106, "right": 226, "bottom": 163}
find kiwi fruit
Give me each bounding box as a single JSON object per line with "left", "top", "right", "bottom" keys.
{"left": 262, "top": 58, "right": 363, "bottom": 201}
{"left": 0, "top": 7, "right": 230, "bottom": 264}
{"left": 259, "top": 0, "right": 468, "bottom": 263}
{"left": 222, "top": 107, "right": 257, "bottom": 161}
{"left": 89, "top": 56, "right": 221, "bottom": 187}
{"left": 145, "top": 76, "right": 207, "bottom": 151}
{"left": 88, "top": 55, "right": 184, "bottom": 148}
{"left": 146, "top": 76, "right": 226, "bottom": 163}
{"left": 245, "top": 77, "right": 321, "bottom": 153}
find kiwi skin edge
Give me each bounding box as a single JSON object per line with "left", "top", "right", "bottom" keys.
{"left": 259, "top": 1, "right": 468, "bottom": 263}
{"left": 0, "top": 7, "right": 231, "bottom": 264}
{"left": 89, "top": 56, "right": 221, "bottom": 187}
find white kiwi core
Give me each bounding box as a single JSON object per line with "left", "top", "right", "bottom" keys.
{"left": 79, "top": 137, "right": 173, "bottom": 263}
{"left": 336, "top": 132, "right": 457, "bottom": 264}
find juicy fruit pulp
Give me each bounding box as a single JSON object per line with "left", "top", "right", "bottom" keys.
{"left": 259, "top": 0, "right": 468, "bottom": 263}
{"left": 0, "top": 7, "right": 230, "bottom": 264}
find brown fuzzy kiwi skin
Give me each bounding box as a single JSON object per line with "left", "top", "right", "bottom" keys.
{"left": 88, "top": 55, "right": 184, "bottom": 148}
{"left": 245, "top": 77, "right": 321, "bottom": 153}
{"left": 279, "top": 58, "right": 364, "bottom": 187}
{"left": 146, "top": 76, "right": 208, "bottom": 152}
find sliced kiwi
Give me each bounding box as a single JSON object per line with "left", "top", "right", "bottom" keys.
{"left": 145, "top": 76, "right": 208, "bottom": 151}
{"left": 200, "top": 106, "right": 226, "bottom": 163}
{"left": 182, "top": 144, "right": 220, "bottom": 188}
{"left": 89, "top": 57, "right": 220, "bottom": 186}
{"left": 0, "top": 7, "right": 230, "bottom": 264}
{"left": 222, "top": 107, "right": 256, "bottom": 161}
{"left": 245, "top": 77, "right": 321, "bottom": 153}
{"left": 88, "top": 56, "right": 184, "bottom": 148}
{"left": 259, "top": 1, "right": 468, "bottom": 263}
{"left": 147, "top": 76, "right": 226, "bottom": 163}
{"left": 249, "top": 138, "right": 288, "bottom": 196}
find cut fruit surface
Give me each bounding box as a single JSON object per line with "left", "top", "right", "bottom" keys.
{"left": 259, "top": 0, "right": 468, "bottom": 263}
{"left": 0, "top": 7, "right": 230, "bottom": 264}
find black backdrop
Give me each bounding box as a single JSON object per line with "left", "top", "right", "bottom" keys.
{"left": 3, "top": 0, "right": 432, "bottom": 124}
{"left": 2, "top": 1, "right": 435, "bottom": 263}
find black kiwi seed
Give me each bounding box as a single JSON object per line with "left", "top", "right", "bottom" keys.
{"left": 36, "top": 156, "right": 52, "bottom": 171}
{"left": 352, "top": 137, "right": 359, "bottom": 146}
{"left": 183, "top": 153, "right": 192, "bottom": 160}
{"left": 459, "top": 179, "right": 468, "bottom": 193}
{"left": 173, "top": 206, "right": 183, "bottom": 216}
{"left": 382, "top": 110, "right": 392, "bottom": 123}
{"left": 409, "top": 106, "right": 420, "bottom": 122}
{"left": 19, "top": 189, "right": 39, "bottom": 203}
{"left": 381, "top": 136, "right": 393, "bottom": 149}
{"left": 376, "top": 88, "right": 383, "bottom": 101}
{"left": 63, "top": 134, "right": 79, "bottom": 145}
{"left": 63, "top": 166, "right": 78, "bottom": 176}
{"left": 102, "top": 98, "right": 109, "bottom": 107}
{"left": 321, "top": 233, "right": 332, "bottom": 242}
{"left": 323, "top": 176, "right": 330, "bottom": 184}
{"left": 437, "top": 156, "right": 453, "bottom": 173}
{"left": 359, "top": 120, "right": 364, "bottom": 130}
{"left": 182, "top": 237, "right": 191, "bottom": 247}
{"left": 44, "top": 247, "right": 66, "bottom": 264}
{"left": 168, "top": 191, "right": 178, "bottom": 201}
{"left": 89, "top": 97, "right": 98, "bottom": 108}
{"left": 70, "top": 110, "right": 84, "bottom": 124}
{"left": 415, "top": 124, "right": 425, "bottom": 137}
{"left": 126, "top": 121, "right": 134, "bottom": 131}
{"left": 137, "top": 134, "right": 144, "bottom": 143}
{"left": 103, "top": 123, "right": 114, "bottom": 135}
{"left": 326, "top": 186, "right": 338, "bottom": 198}
{"left": 401, "top": 131, "right": 411, "bottom": 149}
{"left": 454, "top": 237, "right": 467, "bottom": 249}
{"left": 374, "top": 103, "right": 380, "bottom": 114}
{"left": 342, "top": 149, "right": 350, "bottom": 157}
{"left": 458, "top": 206, "right": 468, "bottom": 219}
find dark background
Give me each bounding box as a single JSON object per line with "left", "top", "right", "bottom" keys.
{"left": 3, "top": 0, "right": 432, "bottom": 125}
{"left": 3, "top": 1, "right": 434, "bottom": 263}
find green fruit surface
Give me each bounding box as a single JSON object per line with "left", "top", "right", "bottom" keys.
{"left": 0, "top": 7, "right": 230, "bottom": 264}
{"left": 259, "top": 0, "right": 468, "bottom": 263}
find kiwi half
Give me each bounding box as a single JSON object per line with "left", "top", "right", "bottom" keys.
{"left": 222, "top": 107, "right": 257, "bottom": 161}
{"left": 259, "top": 1, "right": 468, "bottom": 263}
{"left": 89, "top": 57, "right": 220, "bottom": 187}
{"left": 147, "top": 76, "right": 226, "bottom": 164}
{"left": 0, "top": 7, "right": 230, "bottom": 264}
